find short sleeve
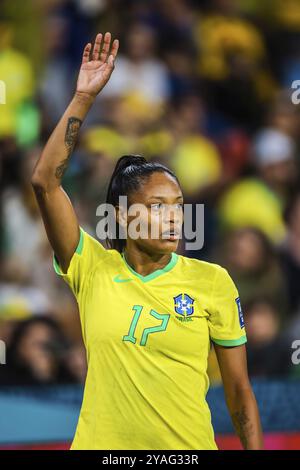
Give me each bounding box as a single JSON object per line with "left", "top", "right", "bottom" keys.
{"left": 53, "top": 227, "right": 107, "bottom": 297}
{"left": 208, "top": 265, "right": 247, "bottom": 347}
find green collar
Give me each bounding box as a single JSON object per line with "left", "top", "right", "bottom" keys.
{"left": 121, "top": 251, "right": 178, "bottom": 283}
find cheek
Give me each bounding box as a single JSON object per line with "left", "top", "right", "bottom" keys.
{"left": 149, "top": 212, "right": 163, "bottom": 233}
{"left": 138, "top": 211, "right": 162, "bottom": 240}
{"left": 126, "top": 212, "right": 159, "bottom": 240}
{"left": 178, "top": 210, "right": 184, "bottom": 225}
{"left": 135, "top": 209, "right": 161, "bottom": 225}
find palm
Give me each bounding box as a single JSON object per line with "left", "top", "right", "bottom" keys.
{"left": 76, "top": 32, "right": 119, "bottom": 98}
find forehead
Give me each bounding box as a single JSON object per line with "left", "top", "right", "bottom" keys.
{"left": 134, "top": 171, "right": 182, "bottom": 199}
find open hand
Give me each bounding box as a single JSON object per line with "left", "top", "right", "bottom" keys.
{"left": 76, "top": 32, "right": 119, "bottom": 99}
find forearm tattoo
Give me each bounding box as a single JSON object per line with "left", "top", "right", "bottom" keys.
{"left": 231, "top": 406, "right": 254, "bottom": 449}
{"left": 55, "top": 117, "right": 82, "bottom": 180}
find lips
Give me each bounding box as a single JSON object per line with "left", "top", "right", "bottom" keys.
{"left": 161, "top": 230, "right": 180, "bottom": 240}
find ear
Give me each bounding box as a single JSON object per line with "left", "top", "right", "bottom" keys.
{"left": 116, "top": 205, "right": 128, "bottom": 228}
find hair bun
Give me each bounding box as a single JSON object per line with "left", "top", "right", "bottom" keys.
{"left": 114, "top": 154, "right": 147, "bottom": 174}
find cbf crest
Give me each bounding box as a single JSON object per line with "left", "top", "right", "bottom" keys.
{"left": 174, "top": 293, "right": 195, "bottom": 322}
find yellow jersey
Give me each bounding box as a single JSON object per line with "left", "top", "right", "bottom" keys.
{"left": 53, "top": 227, "right": 247, "bottom": 450}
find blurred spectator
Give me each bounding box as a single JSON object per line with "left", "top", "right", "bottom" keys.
{"left": 0, "top": 17, "right": 38, "bottom": 144}
{"left": 165, "top": 95, "right": 222, "bottom": 197}
{"left": 149, "top": 0, "right": 198, "bottom": 98}
{"left": 0, "top": 145, "right": 61, "bottom": 306}
{"left": 2, "top": 146, "right": 47, "bottom": 272}
{"left": 268, "top": 0, "right": 300, "bottom": 86}
{"left": 101, "top": 23, "right": 170, "bottom": 103}
{"left": 266, "top": 92, "right": 300, "bottom": 139}
{"left": 216, "top": 129, "right": 251, "bottom": 181}
{"left": 196, "top": 0, "right": 266, "bottom": 81}
{"left": 214, "top": 227, "right": 289, "bottom": 321}
{"left": 218, "top": 127, "right": 299, "bottom": 244}
{"left": 38, "top": 13, "right": 74, "bottom": 125}
{"left": 244, "top": 298, "right": 292, "bottom": 378}
{"left": 134, "top": 94, "right": 223, "bottom": 200}
{"left": 194, "top": 0, "right": 277, "bottom": 129}
{"left": 155, "top": 0, "right": 196, "bottom": 53}
{"left": 252, "top": 128, "right": 299, "bottom": 201}
{"left": 280, "top": 193, "right": 300, "bottom": 314}
{"left": 0, "top": 316, "right": 81, "bottom": 386}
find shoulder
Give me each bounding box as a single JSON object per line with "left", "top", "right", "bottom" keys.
{"left": 177, "top": 254, "right": 226, "bottom": 282}
{"left": 82, "top": 233, "right": 122, "bottom": 286}
{"left": 77, "top": 228, "right": 119, "bottom": 267}
{"left": 82, "top": 226, "right": 118, "bottom": 257}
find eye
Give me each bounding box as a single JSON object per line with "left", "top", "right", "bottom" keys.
{"left": 176, "top": 203, "right": 183, "bottom": 209}
{"left": 151, "top": 203, "right": 162, "bottom": 211}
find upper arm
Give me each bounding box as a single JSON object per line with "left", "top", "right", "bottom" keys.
{"left": 214, "top": 343, "right": 250, "bottom": 394}
{"left": 32, "top": 184, "right": 79, "bottom": 273}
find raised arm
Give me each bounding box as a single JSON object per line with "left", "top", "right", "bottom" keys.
{"left": 31, "top": 32, "right": 119, "bottom": 273}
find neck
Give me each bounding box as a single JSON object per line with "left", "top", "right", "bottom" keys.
{"left": 122, "top": 244, "right": 173, "bottom": 277}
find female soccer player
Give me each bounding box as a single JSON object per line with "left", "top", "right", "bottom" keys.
{"left": 31, "top": 32, "right": 263, "bottom": 450}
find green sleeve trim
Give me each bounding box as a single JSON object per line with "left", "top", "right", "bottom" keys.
{"left": 52, "top": 227, "right": 84, "bottom": 275}
{"left": 76, "top": 227, "right": 84, "bottom": 255}
{"left": 211, "top": 335, "right": 247, "bottom": 347}
{"left": 53, "top": 252, "right": 62, "bottom": 275}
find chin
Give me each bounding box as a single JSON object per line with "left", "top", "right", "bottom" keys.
{"left": 155, "top": 239, "right": 179, "bottom": 253}
{"left": 137, "top": 239, "right": 179, "bottom": 255}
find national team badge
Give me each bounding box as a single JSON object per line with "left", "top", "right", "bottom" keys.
{"left": 173, "top": 293, "right": 195, "bottom": 319}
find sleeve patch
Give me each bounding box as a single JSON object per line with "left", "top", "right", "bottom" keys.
{"left": 235, "top": 296, "right": 245, "bottom": 328}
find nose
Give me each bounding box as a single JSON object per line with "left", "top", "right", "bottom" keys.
{"left": 163, "top": 205, "right": 183, "bottom": 227}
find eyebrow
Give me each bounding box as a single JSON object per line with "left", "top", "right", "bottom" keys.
{"left": 148, "top": 196, "right": 183, "bottom": 201}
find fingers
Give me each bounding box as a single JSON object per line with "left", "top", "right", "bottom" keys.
{"left": 100, "top": 32, "right": 111, "bottom": 63}
{"left": 110, "top": 39, "right": 119, "bottom": 60}
{"left": 107, "top": 40, "right": 119, "bottom": 68}
{"left": 92, "top": 33, "right": 102, "bottom": 61}
{"left": 83, "top": 33, "right": 119, "bottom": 64}
{"left": 82, "top": 43, "right": 91, "bottom": 64}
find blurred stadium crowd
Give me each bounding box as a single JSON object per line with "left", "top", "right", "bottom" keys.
{"left": 1, "top": 0, "right": 300, "bottom": 387}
